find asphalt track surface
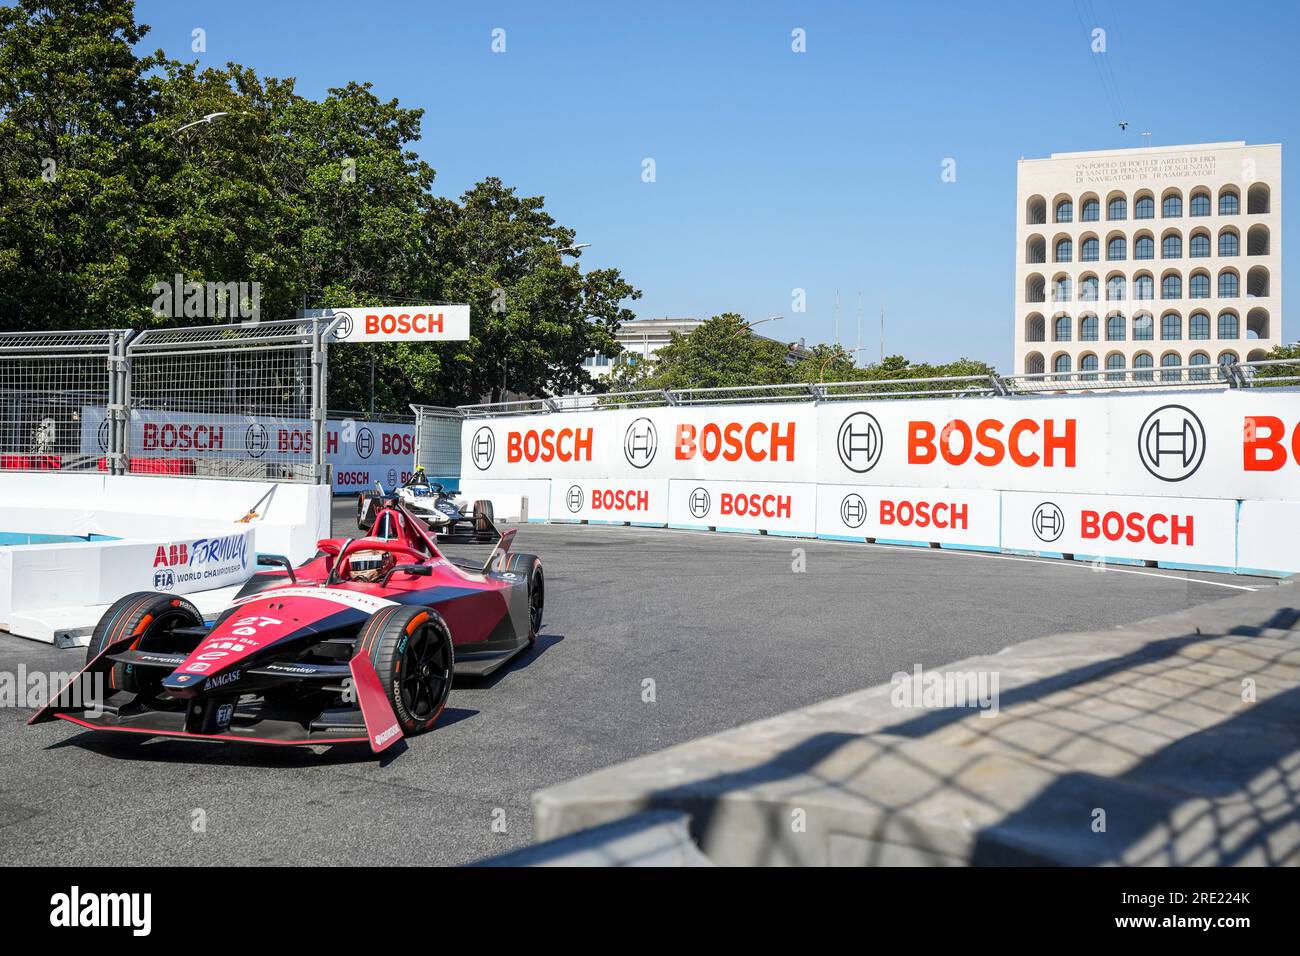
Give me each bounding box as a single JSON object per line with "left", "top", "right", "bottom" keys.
{"left": 0, "top": 497, "right": 1278, "bottom": 866}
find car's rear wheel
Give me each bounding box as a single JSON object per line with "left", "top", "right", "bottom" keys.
{"left": 502, "top": 553, "right": 544, "bottom": 645}
{"left": 359, "top": 605, "right": 454, "bottom": 734}
{"left": 87, "top": 592, "right": 203, "bottom": 697}
{"left": 473, "top": 499, "right": 494, "bottom": 541}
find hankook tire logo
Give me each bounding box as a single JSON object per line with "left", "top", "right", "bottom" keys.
{"left": 1138, "top": 404, "right": 1206, "bottom": 482}
{"left": 687, "top": 486, "right": 711, "bottom": 519}
{"left": 1031, "top": 501, "right": 1065, "bottom": 543}
{"left": 840, "top": 493, "right": 867, "bottom": 529}
{"left": 245, "top": 423, "right": 269, "bottom": 458}
{"left": 624, "top": 417, "right": 658, "bottom": 468}
{"left": 837, "top": 412, "right": 883, "bottom": 473}
{"left": 470, "top": 426, "right": 495, "bottom": 470}
{"left": 566, "top": 484, "right": 583, "bottom": 513}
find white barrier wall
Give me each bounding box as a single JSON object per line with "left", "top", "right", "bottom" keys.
{"left": 460, "top": 389, "right": 1300, "bottom": 576}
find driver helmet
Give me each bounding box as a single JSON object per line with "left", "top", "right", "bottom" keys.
{"left": 348, "top": 549, "right": 394, "bottom": 583}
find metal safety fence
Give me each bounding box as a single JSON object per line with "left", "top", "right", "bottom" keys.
{"left": 0, "top": 318, "right": 337, "bottom": 482}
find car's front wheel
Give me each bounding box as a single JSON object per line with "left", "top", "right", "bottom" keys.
{"left": 87, "top": 592, "right": 203, "bottom": 697}
{"left": 357, "top": 605, "right": 455, "bottom": 734}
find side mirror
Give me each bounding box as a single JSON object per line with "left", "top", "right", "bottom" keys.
{"left": 257, "top": 554, "right": 297, "bottom": 584}
{"left": 381, "top": 563, "right": 432, "bottom": 587}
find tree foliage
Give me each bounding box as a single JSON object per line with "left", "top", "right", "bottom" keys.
{"left": 0, "top": 0, "right": 639, "bottom": 409}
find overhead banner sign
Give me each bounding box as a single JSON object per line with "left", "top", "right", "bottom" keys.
{"left": 327, "top": 305, "right": 470, "bottom": 343}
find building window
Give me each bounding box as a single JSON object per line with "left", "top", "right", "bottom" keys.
{"left": 1161, "top": 314, "right": 1181, "bottom": 340}
{"left": 1053, "top": 354, "right": 1071, "bottom": 377}
{"left": 1135, "top": 275, "right": 1154, "bottom": 299}
{"left": 1190, "top": 193, "right": 1210, "bottom": 216}
{"left": 1108, "top": 197, "right": 1127, "bottom": 220}
{"left": 1162, "top": 195, "right": 1183, "bottom": 218}
{"left": 1080, "top": 315, "right": 1099, "bottom": 341}
{"left": 1189, "top": 351, "right": 1211, "bottom": 381}
{"left": 1161, "top": 274, "right": 1181, "bottom": 299}
{"left": 1133, "top": 313, "right": 1154, "bottom": 340}
{"left": 1105, "top": 353, "right": 1125, "bottom": 380}
{"left": 1190, "top": 233, "right": 1210, "bottom": 257}
{"left": 1105, "top": 276, "right": 1125, "bottom": 301}
{"left": 1135, "top": 196, "right": 1155, "bottom": 219}
{"left": 1219, "top": 192, "right": 1239, "bottom": 215}
{"left": 1218, "top": 272, "right": 1239, "bottom": 297}
{"left": 1055, "top": 238, "right": 1073, "bottom": 262}
{"left": 1162, "top": 234, "right": 1182, "bottom": 258}
{"left": 1106, "top": 314, "right": 1126, "bottom": 341}
{"left": 1135, "top": 235, "right": 1155, "bottom": 259}
{"left": 1219, "top": 231, "right": 1239, "bottom": 256}
{"left": 1189, "top": 312, "right": 1210, "bottom": 339}
{"left": 1189, "top": 273, "right": 1210, "bottom": 298}
{"left": 1107, "top": 237, "right": 1126, "bottom": 260}
{"left": 1053, "top": 315, "right": 1072, "bottom": 341}
{"left": 1218, "top": 312, "right": 1239, "bottom": 339}
{"left": 1080, "top": 353, "right": 1099, "bottom": 381}
{"left": 1082, "top": 199, "right": 1100, "bottom": 222}
{"left": 1134, "top": 352, "right": 1154, "bottom": 381}
{"left": 1081, "top": 237, "right": 1100, "bottom": 261}
{"left": 1161, "top": 353, "right": 1182, "bottom": 382}
{"left": 1052, "top": 277, "right": 1072, "bottom": 301}
{"left": 1080, "top": 276, "right": 1099, "bottom": 301}
{"left": 1056, "top": 200, "right": 1073, "bottom": 223}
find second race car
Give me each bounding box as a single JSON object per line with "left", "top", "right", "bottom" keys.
{"left": 357, "top": 468, "right": 495, "bottom": 541}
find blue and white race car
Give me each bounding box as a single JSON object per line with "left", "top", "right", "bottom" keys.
{"left": 357, "top": 468, "right": 495, "bottom": 540}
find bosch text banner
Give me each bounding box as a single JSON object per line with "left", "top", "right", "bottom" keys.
{"left": 327, "top": 305, "right": 470, "bottom": 343}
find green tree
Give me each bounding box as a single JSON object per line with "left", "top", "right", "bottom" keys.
{"left": 608, "top": 314, "right": 798, "bottom": 392}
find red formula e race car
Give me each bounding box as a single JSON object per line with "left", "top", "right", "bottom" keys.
{"left": 29, "top": 494, "right": 543, "bottom": 753}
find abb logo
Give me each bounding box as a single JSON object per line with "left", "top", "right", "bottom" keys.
{"left": 506, "top": 427, "right": 593, "bottom": 463}
{"left": 1243, "top": 416, "right": 1300, "bottom": 471}
{"left": 909, "top": 418, "right": 1076, "bottom": 468}
{"left": 675, "top": 422, "right": 796, "bottom": 462}
{"left": 591, "top": 488, "right": 650, "bottom": 511}
{"left": 142, "top": 423, "right": 224, "bottom": 451}
{"left": 153, "top": 542, "right": 189, "bottom": 567}
{"left": 721, "top": 492, "right": 791, "bottom": 518}
{"left": 879, "top": 499, "right": 968, "bottom": 530}
{"left": 364, "top": 312, "right": 443, "bottom": 336}
{"left": 1082, "top": 510, "right": 1193, "bottom": 546}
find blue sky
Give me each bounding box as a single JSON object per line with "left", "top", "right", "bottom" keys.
{"left": 133, "top": 0, "right": 1299, "bottom": 371}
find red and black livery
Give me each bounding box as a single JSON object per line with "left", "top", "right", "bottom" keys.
{"left": 29, "top": 494, "right": 543, "bottom": 753}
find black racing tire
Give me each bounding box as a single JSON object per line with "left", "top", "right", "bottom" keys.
{"left": 502, "top": 552, "right": 544, "bottom": 645}
{"left": 357, "top": 605, "right": 454, "bottom": 735}
{"left": 86, "top": 592, "right": 203, "bottom": 696}
{"left": 473, "top": 499, "right": 494, "bottom": 541}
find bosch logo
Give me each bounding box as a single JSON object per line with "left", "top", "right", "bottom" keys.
{"left": 387, "top": 468, "right": 397, "bottom": 486}
{"left": 1138, "top": 405, "right": 1205, "bottom": 482}
{"left": 97, "top": 419, "right": 110, "bottom": 452}
{"left": 1031, "top": 502, "right": 1065, "bottom": 543}
{"left": 334, "top": 312, "right": 353, "bottom": 339}
{"left": 624, "top": 418, "right": 658, "bottom": 468}
{"left": 153, "top": 568, "right": 175, "bottom": 591}
{"left": 357, "top": 427, "right": 374, "bottom": 459}
{"left": 470, "top": 427, "right": 495, "bottom": 470}
{"left": 566, "top": 485, "right": 584, "bottom": 513}
{"left": 245, "top": 423, "right": 269, "bottom": 458}
{"left": 840, "top": 494, "right": 867, "bottom": 529}
{"left": 688, "top": 487, "right": 711, "bottom": 519}
{"left": 837, "top": 412, "right": 883, "bottom": 473}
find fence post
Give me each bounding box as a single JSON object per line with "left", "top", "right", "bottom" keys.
{"left": 311, "top": 316, "right": 328, "bottom": 485}
{"left": 107, "top": 331, "right": 129, "bottom": 475}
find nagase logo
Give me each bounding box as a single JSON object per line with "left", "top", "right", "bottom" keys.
{"left": 1031, "top": 501, "right": 1065, "bottom": 543}
{"left": 675, "top": 421, "right": 795, "bottom": 463}
{"left": 1138, "top": 405, "right": 1205, "bottom": 482}
{"left": 838, "top": 412, "right": 883, "bottom": 473}
{"left": 625, "top": 417, "right": 658, "bottom": 468}
{"left": 566, "top": 484, "right": 583, "bottom": 513}
{"left": 910, "top": 418, "right": 1076, "bottom": 468}
{"left": 840, "top": 493, "right": 867, "bottom": 529}
{"left": 688, "top": 486, "right": 711, "bottom": 518}
{"left": 245, "top": 423, "right": 269, "bottom": 458}
{"left": 470, "top": 426, "right": 495, "bottom": 470}
{"left": 1083, "top": 509, "right": 1194, "bottom": 546}
{"left": 1242, "top": 415, "right": 1300, "bottom": 471}
{"left": 507, "top": 426, "right": 592, "bottom": 464}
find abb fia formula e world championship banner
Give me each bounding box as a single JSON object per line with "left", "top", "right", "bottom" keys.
{"left": 79, "top": 408, "right": 416, "bottom": 493}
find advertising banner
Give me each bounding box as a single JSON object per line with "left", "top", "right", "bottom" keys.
{"left": 1000, "top": 490, "right": 1237, "bottom": 570}
{"left": 327, "top": 305, "right": 470, "bottom": 343}
{"left": 553, "top": 477, "right": 669, "bottom": 525}
{"left": 816, "top": 484, "right": 1001, "bottom": 549}
{"left": 667, "top": 480, "right": 817, "bottom": 536}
